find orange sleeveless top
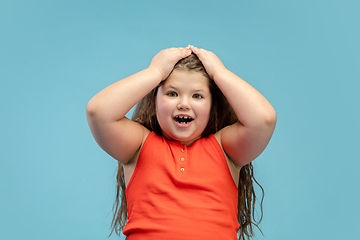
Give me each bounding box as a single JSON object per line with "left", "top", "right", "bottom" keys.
{"left": 123, "top": 132, "right": 239, "bottom": 240}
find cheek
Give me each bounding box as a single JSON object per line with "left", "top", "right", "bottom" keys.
{"left": 196, "top": 101, "right": 212, "bottom": 121}
{"left": 156, "top": 97, "right": 167, "bottom": 114}
{"left": 155, "top": 96, "right": 173, "bottom": 123}
{"left": 155, "top": 100, "right": 163, "bottom": 123}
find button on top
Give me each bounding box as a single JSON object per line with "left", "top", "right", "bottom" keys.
{"left": 180, "top": 157, "right": 185, "bottom": 161}
{"left": 181, "top": 149, "right": 185, "bottom": 152}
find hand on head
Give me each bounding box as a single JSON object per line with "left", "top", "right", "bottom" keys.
{"left": 188, "top": 45, "right": 227, "bottom": 80}
{"left": 148, "top": 47, "right": 192, "bottom": 80}
{"left": 148, "top": 45, "right": 227, "bottom": 81}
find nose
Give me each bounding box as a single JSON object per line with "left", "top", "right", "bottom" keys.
{"left": 177, "top": 98, "right": 191, "bottom": 110}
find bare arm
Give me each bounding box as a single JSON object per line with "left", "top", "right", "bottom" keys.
{"left": 190, "top": 46, "right": 277, "bottom": 166}
{"left": 86, "top": 47, "right": 192, "bottom": 164}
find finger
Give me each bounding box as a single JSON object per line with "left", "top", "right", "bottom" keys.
{"left": 189, "top": 46, "right": 207, "bottom": 60}
{"left": 166, "top": 47, "right": 191, "bottom": 56}
{"left": 170, "top": 47, "right": 192, "bottom": 60}
{"left": 175, "top": 47, "right": 192, "bottom": 53}
{"left": 189, "top": 45, "right": 197, "bottom": 51}
{"left": 189, "top": 45, "right": 204, "bottom": 56}
{"left": 171, "top": 47, "right": 190, "bottom": 50}
{"left": 179, "top": 47, "right": 192, "bottom": 55}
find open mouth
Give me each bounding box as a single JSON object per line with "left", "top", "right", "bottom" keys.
{"left": 174, "top": 115, "right": 194, "bottom": 124}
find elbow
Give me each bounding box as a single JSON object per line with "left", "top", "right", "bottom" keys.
{"left": 264, "top": 107, "right": 277, "bottom": 129}
{"left": 86, "top": 98, "right": 100, "bottom": 119}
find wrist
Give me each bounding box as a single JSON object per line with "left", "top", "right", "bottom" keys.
{"left": 146, "top": 66, "right": 165, "bottom": 82}
{"left": 212, "top": 66, "right": 229, "bottom": 82}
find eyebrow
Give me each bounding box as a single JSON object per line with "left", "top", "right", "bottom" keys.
{"left": 166, "top": 85, "right": 207, "bottom": 92}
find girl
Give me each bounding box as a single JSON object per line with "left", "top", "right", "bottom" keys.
{"left": 86, "top": 46, "right": 276, "bottom": 240}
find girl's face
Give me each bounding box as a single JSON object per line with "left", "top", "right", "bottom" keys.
{"left": 156, "top": 70, "right": 212, "bottom": 146}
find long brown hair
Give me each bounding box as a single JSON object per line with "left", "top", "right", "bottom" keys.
{"left": 110, "top": 53, "right": 264, "bottom": 239}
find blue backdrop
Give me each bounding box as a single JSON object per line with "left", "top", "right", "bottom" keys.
{"left": 1, "top": 0, "right": 359, "bottom": 239}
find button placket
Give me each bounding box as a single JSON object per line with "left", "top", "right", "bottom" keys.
{"left": 179, "top": 145, "right": 187, "bottom": 175}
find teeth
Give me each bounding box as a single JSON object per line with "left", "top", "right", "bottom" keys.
{"left": 174, "top": 115, "right": 193, "bottom": 123}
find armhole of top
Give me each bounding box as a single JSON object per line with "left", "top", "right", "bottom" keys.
{"left": 209, "top": 134, "right": 238, "bottom": 190}
{"left": 125, "top": 131, "right": 155, "bottom": 193}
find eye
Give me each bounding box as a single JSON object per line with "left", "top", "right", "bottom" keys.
{"left": 167, "top": 91, "right": 178, "bottom": 97}
{"left": 193, "top": 93, "right": 203, "bottom": 99}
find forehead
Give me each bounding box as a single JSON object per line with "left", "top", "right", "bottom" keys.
{"left": 162, "top": 70, "right": 210, "bottom": 90}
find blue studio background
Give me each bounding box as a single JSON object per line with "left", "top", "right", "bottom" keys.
{"left": 1, "top": 0, "right": 359, "bottom": 239}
